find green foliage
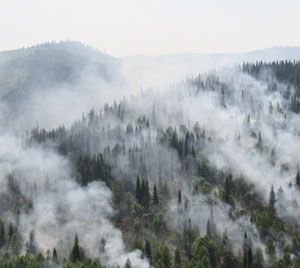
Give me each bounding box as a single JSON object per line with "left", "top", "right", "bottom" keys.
{"left": 192, "top": 237, "right": 217, "bottom": 268}
{"left": 154, "top": 245, "right": 171, "bottom": 268}
{"left": 266, "top": 237, "right": 275, "bottom": 257}
{"left": 222, "top": 174, "right": 235, "bottom": 207}
{"left": 152, "top": 213, "right": 164, "bottom": 233}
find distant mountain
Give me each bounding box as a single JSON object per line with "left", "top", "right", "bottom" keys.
{"left": 1, "top": 42, "right": 300, "bottom": 100}
{"left": 121, "top": 46, "right": 300, "bottom": 88}
{"left": 0, "top": 41, "right": 118, "bottom": 101}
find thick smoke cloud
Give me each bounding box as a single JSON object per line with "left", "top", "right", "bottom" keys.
{"left": 1, "top": 43, "right": 300, "bottom": 265}
{"left": 0, "top": 133, "right": 149, "bottom": 267}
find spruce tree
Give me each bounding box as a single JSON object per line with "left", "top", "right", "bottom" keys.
{"left": 224, "top": 174, "right": 232, "bottom": 204}
{"left": 70, "top": 234, "right": 85, "bottom": 263}
{"left": 8, "top": 222, "right": 14, "bottom": 240}
{"left": 52, "top": 247, "right": 58, "bottom": 263}
{"left": 26, "top": 229, "right": 37, "bottom": 255}
{"left": 269, "top": 185, "right": 276, "bottom": 213}
{"left": 174, "top": 247, "right": 181, "bottom": 267}
{"left": 161, "top": 245, "right": 171, "bottom": 268}
{"left": 144, "top": 180, "right": 150, "bottom": 210}
{"left": 178, "top": 190, "right": 182, "bottom": 205}
{"left": 256, "top": 131, "right": 263, "bottom": 150}
{"left": 125, "top": 258, "right": 132, "bottom": 268}
{"left": 247, "top": 247, "right": 253, "bottom": 268}
{"left": 135, "top": 175, "right": 141, "bottom": 203}
{"left": 296, "top": 170, "right": 300, "bottom": 187}
{"left": 0, "top": 220, "right": 5, "bottom": 249}
{"left": 141, "top": 179, "right": 146, "bottom": 206}
{"left": 153, "top": 184, "right": 159, "bottom": 205}
{"left": 206, "top": 219, "right": 211, "bottom": 238}
{"left": 144, "top": 239, "right": 152, "bottom": 264}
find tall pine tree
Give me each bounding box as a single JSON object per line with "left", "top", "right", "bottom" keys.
{"left": 153, "top": 184, "right": 159, "bottom": 205}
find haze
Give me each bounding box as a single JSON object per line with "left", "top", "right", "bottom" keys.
{"left": 1, "top": 0, "right": 300, "bottom": 56}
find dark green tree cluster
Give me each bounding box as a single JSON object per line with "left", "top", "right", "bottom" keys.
{"left": 135, "top": 176, "right": 150, "bottom": 210}
{"left": 76, "top": 153, "right": 111, "bottom": 185}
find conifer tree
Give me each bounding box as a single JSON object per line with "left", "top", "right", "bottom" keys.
{"left": 0, "top": 220, "right": 5, "bottom": 249}
{"left": 178, "top": 190, "right": 182, "bottom": 205}
{"left": 145, "top": 239, "right": 152, "bottom": 264}
{"left": 185, "top": 132, "right": 190, "bottom": 156}
{"left": 26, "top": 229, "right": 37, "bottom": 255}
{"left": 135, "top": 175, "right": 141, "bottom": 203}
{"left": 296, "top": 170, "right": 300, "bottom": 187}
{"left": 153, "top": 184, "right": 159, "bottom": 205}
{"left": 8, "top": 222, "right": 14, "bottom": 240}
{"left": 70, "top": 234, "right": 85, "bottom": 263}
{"left": 141, "top": 179, "right": 146, "bottom": 205}
{"left": 125, "top": 258, "right": 132, "bottom": 268}
{"left": 52, "top": 247, "right": 58, "bottom": 263}
{"left": 174, "top": 247, "right": 181, "bottom": 267}
{"left": 161, "top": 245, "right": 171, "bottom": 268}
{"left": 144, "top": 180, "right": 150, "bottom": 210}
{"left": 224, "top": 174, "right": 232, "bottom": 204}
{"left": 269, "top": 185, "right": 276, "bottom": 213}
{"left": 256, "top": 132, "right": 263, "bottom": 150}
{"left": 206, "top": 219, "right": 211, "bottom": 238}
{"left": 247, "top": 247, "right": 253, "bottom": 268}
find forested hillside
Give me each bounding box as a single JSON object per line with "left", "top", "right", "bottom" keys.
{"left": 0, "top": 42, "right": 300, "bottom": 267}
{"left": 0, "top": 42, "right": 118, "bottom": 103}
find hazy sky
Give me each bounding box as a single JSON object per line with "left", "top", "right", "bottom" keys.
{"left": 0, "top": 0, "right": 299, "bottom": 56}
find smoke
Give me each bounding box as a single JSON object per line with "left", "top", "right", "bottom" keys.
{"left": 1, "top": 42, "right": 300, "bottom": 264}
{"left": 0, "top": 133, "right": 149, "bottom": 267}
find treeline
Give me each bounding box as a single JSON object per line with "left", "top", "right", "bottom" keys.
{"left": 242, "top": 60, "right": 300, "bottom": 92}
{"left": 242, "top": 60, "right": 300, "bottom": 113}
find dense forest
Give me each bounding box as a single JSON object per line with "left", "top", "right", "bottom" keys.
{"left": 1, "top": 42, "right": 300, "bottom": 268}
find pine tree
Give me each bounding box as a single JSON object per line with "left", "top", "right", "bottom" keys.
{"left": 52, "top": 247, "right": 58, "bottom": 263}
{"left": 243, "top": 250, "right": 247, "bottom": 268}
{"left": 140, "top": 179, "right": 150, "bottom": 210}
{"left": 135, "top": 175, "right": 141, "bottom": 203}
{"left": 296, "top": 170, "right": 300, "bottom": 187}
{"left": 144, "top": 180, "right": 150, "bottom": 210}
{"left": 8, "top": 222, "right": 14, "bottom": 240}
{"left": 191, "top": 146, "right": 196, "bottom": 158}
{"left": 256, "top": 132, "right": 263, "bottom": 150}
{"left": 224, "top": 174, "right": 232, "bottom": 204}
{"left": 185, "top": 132, "right": 190, "bottom": 156}
{"left": 26, "top": 229, "right": 37, "bottom": 255}
{"left": 267, "top": 237, "right": 275, "bottom": 257}
{"left": 153, "top": 184, "right": 159, "bottom": 205}
{"left": 178, "top": 190, "right": 182, "bottom": 205}
{"left": 141, "top": 179, "right": 146, "bottom": 205}
{"left": 70, "top": 234, "right": 85, "bottom": 263}
{"left": 125, "top": 258, "right": 132, "bottom": 268}
{"left": 144, "top": 239, "right": 152, "bottom": 264}
{"left": 161, "top": 245, "right": 171, "bottom": 268}
{"left": 247, "top": 247, "right": 253, "bottom": 268}
{"left": 174, "top": 247, "right": 181, "bottom": 267}
{"left": 269, "top": 185, "right": 276, "bottom": 213}
{"left": 206, "top": 219, "right": 211, "bottom": 238}
{"left": 10, "top": 232, "right": 21, "bottom": 255}
{"left": 0, "top": 220, "right": 6, "bottom": 249}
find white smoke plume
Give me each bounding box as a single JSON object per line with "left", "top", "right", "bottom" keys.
{"left": 0, "top": 133, "right": 149, "bottom": 268}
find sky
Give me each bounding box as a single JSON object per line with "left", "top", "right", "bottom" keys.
{"left": 0, "top": 0, "right": 299, "bottom": 56}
